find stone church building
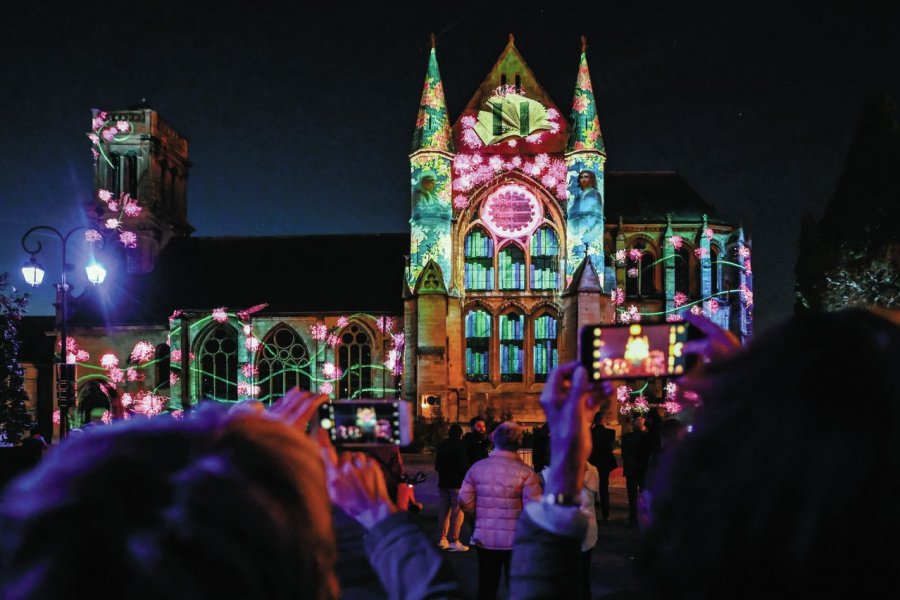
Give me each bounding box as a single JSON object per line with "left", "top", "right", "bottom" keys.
{"left": 22, "top": 36, "right": 752, "bottom": 437}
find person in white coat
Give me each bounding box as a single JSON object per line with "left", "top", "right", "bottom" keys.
{"left": 459, "top": 421, "right": 542, "bottom": 599}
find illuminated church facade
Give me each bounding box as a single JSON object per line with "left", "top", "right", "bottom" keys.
{"left": 403, "top": 36, "right": 752, "bottom": 422}
{"left": 24, "top": 36, "right": 752, "bottom": 436}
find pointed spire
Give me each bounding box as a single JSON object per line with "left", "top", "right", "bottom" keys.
{"left": 411, "top": 36, "right": 453, "bottom": 153}
{"left": 567, "top": 37, "right": 605, "bottom": 153}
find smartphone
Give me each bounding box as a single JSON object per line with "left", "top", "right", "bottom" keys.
{"left": 579, "top": 322, "right": 701, "bottom": 381}
{"left": 318, "top": 399, "right": 413, "bottom": 447}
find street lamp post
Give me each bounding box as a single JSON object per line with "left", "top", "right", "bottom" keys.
{"left": 21, "top": 226, "right": 106, "bottom": 440}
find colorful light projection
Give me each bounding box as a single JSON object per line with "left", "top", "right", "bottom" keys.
{"left": 93, "top": 188, "right": 144, "bottom": 249}
{"left": 87, "top": 110, "right": 145, "bottom": 250}
{"left": 480, "top": 184, "right": 543, "bottom": 239}
{"left": 173, "top": 309, "right": 406, "bottom": 406}
{"left": 88, "top": 110, "right": 132, "bottom": 167}
{"left": 612, "top": 243, "right": 754, "bottom": 324}
{"left": 59, "top": 308, "right": 405, "bottom": 428}
{"left": 458, "top": 84, "right": 564, "bottom": 153}
{"left": 565, "top": 158, "right": 605, "bottom": 282}
{"left": 409, "top": 156, "right": 453, "bottom": 287}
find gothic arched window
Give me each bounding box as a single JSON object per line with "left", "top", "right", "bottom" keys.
{"left": 464, "top": 227, "right": 494, "bottom": 290}
{"left": 533, "top": 313, "right": 559, "bottom": 383}
{"left": 674, "top": 246, "right": 693, "bottom": 298}
{"left": 256, "top": 325, "right": 310, "bottom": 405}
{"left": 626, "top": 242, "right": 657, "bottom": 298}
{"left": 196, "top": 324, "right": 238, "bottom": 402}
{"left": 465, "top": 309, "right": 491, "bottom": 382}
{"left": 499, "top": 311, "right": 524, "bottom": 382}
{"left": 499, "top": 243, "right": 525, "bottom": 290}
{"left": 530, "top": 227, "right": 559, "bottom": 290}
{"left": 710, "top": 244, "right": 721, "bottom": 295}
{"left": 338, "top": 324, "right": 373, "bottom": 399}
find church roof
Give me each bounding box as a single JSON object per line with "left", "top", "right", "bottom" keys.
{"left": 567, "top": 38, "right": 605, "bottom": 154}
{"left": 455, "top": 34, "right": 566, "bottom": 151}
{"left": 411, "top": 37, "right": 453, "bottom": 153}
{"left": 605, "top": 172, "right": 722, "bottom": 223}
{"left": 68, "top": 233, "right": 409, "bottom": 327}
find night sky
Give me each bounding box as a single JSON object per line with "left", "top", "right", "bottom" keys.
{"left": 2, "top": 1, "right": 898, "bottom": 334}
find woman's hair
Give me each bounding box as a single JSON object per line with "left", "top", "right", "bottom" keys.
{"left": 448, "top": 423, "right": 463, "bottom": 439}
{"left": 491, "top": 421, "right": 524, "bottom": 451}
{"left": 0, "top": 405, "right": 338, "bottom": 599}
{"left": 636, "top": 309, "right": 900, "bottom": 598}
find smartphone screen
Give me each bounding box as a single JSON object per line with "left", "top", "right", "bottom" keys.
{"left": 319, "top": 400, "right": 412, "bottom": 447}
{"left": 580, "top": 322, "right": 696, "bottom": 381}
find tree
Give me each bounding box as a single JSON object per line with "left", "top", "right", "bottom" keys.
{"left": 0, "top": 273, "right": 31, "bottom": 445}
{"left": 795, "top": 92, "right": 900, "bottom": 312}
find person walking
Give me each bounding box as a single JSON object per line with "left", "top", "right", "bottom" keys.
{"left": 588, "top": 412, "right": 617, "bottom": 524}
{"left": 435, "top": 424, "right": 470, "bottom": 552}
{"left": 621, "top": 413, "right": 651, "bottom": 526}
{"left": 459, "top": 421, "right": 542, "bottom": 600}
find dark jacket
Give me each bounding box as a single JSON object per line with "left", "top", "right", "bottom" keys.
{"left": 462, "top": 431, "right": 491, "bottom": 466}
{"left": 365, "top": 512, "right": 467, "bottom": 599}
{"left": 588, "top": 425, "right": 617, "bottom": 474}
{"left": 621, "top": 429, "right": 650, "bottom": 479}
{"left": 435, "top": 437, "right": 469, "bottom": 489}
{"left": 509, "top": 506, "right": 587, "bottom": 600}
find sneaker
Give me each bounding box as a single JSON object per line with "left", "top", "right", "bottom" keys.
{"left": 447, "top": 541, "right": 470, "bottom": 552}
{"left": 438, "top": 538, "right": 449, "bottom": 550}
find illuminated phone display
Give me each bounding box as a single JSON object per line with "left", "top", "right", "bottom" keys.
{"left": 319, "top": 400, "right": 413, "bottom": 446}
{"left": 580, "top": 323, "right": 693, "bottom": 381}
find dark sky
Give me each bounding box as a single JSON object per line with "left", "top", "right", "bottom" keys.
{"left": 2, "top": 1, "right": 898, "bottom": 334}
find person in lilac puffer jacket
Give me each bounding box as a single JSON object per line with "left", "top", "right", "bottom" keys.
{"left": 459, "top": 421, "right": 542, "bottom": 599}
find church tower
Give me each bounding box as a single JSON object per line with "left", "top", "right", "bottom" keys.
{"left": 565, "top": 36, "right": 608, "bottom": 288}
{"left": 409, "top": 36, "right": 454, "bottom": 289}
{"left": 88, "top": 104, "right": 194, "bottom": 274}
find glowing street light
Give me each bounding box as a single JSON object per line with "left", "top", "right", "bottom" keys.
{"left": 21, "top": 256, "right": 45, "bottom": 287}
{"left": 20, "top": 225, "right": 107, "bottom": 439}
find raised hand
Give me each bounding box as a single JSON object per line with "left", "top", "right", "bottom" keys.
{"left": 539, "top": 361, "right": 605, "bottom": 498}
{"left": 318, "top": 433, "right": 397, "bottom": 530}
{"left": 267, "top": 387, "right": 329, "bottom": 433}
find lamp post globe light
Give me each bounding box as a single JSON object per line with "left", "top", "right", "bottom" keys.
{"left": 20, "top": 225, "right": 106, "bottom": 440}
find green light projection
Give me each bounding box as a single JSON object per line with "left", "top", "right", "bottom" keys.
{"left": 409, "top": 153, "right": 453, "bottom": 287}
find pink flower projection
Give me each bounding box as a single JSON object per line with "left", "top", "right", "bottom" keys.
{"left": 668, "top": 235, "right": 683, "bottom": 250}
{"left": 212, "top": 308, "right": 228, "bottom": 323}
{"left": 628, "top": 248, "right": 643, "bottom": 262}
{"left": 614, "top": 249, "right": 627, "bottom": 265}
{"left": 130, "top": 341, "right": 155, "bottom": 363}
{"left": 94, "top": 189, "right": 144, "bottom": 250}
{"left": 663, "top": 401, "right": 682, "bottom": 415}
{"left": 310, "top": 322, "right": 329, "bottom": 341}
{"left": 673, "top": 292, "right": 688, "bottom": 307}
{"left": 100, "top": 353, "right": 119, "bottom": 369}
{"left": 694, "top": 247, "right": 709, "bottom": 259}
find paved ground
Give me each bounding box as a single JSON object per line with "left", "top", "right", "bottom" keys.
{"left": 400, "top": 452, "right": 641, "bottom": 599}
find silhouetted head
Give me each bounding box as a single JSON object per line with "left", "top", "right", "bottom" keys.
{"left": 0, "top": 405, "right": 338, "bottom": 599}
{"left": 636, "top": 309, "right": 900, "bottom": 598}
